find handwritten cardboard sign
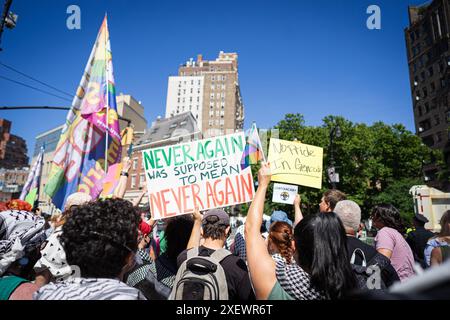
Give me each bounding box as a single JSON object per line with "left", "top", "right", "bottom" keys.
{"left": 267, "top": 138, "right": 323, "bottom": 189}
{"left": 142, "top": 132, "right": 255, "bottom": 219}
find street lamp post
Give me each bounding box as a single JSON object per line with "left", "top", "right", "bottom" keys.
{"left": 328, "top": 125, "right": 341, "bottom": 189}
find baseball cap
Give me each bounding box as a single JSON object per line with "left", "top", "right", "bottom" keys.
{"left": 266, "top": 210, "right": 293, "bottom": 231}
{"left": 202, "top": 208, "right": 230, "bottom": 226}
{"left": 413, "top": 213, "right": 429, "bottom": 224}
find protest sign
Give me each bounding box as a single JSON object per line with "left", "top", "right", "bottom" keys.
{"left": 267, "top": 138, "right": 323, "bottom": 189}
{"left": 272, "top": 183, "right": 298, "bottom": 204}
{"left": 142, "top": 132, "right": 255, "bottom": 219}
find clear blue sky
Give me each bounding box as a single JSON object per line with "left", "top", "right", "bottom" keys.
{"left": 0, "top": 0, "right": 426, "bottom": 161}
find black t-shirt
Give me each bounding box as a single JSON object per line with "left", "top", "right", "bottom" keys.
{"left": 346, "top": 236, "right": 400, "bottom": 287}
{"left": 406, "top": 227, "right": 435, "bottom": 266}
{"left": 177, "top": 246, "right": 255, "bottom": 300}
{"left": 347, "top": 236, "right": 378, "bottom": 265}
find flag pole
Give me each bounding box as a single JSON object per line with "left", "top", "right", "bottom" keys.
{"left": 104, "top": 14, "right": 109, "bottom": 174}
{"left": 34, "top": 144, "right": 45, "bottom": 210}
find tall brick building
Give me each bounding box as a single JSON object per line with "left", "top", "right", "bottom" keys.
{"left": 0, "top": 118, "right": 29, "bottom": 169}
{"left": 405, "top": 0, "right": 450, "bottom": 185}
{"left": 165, "top": 51, "right": 244, "bottom": 137}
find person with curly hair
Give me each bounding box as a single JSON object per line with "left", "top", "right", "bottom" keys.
{"left": 33, "top": 198, "right": 146, "bottom": 300}
{"left": 371, "top": 204, "right": 415, "bottom": 282}
{"left": 268, "top": 221, "right": 295, "bottom": 264}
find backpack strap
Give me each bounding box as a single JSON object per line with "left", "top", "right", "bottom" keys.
{"left": 209, "top": 248, "right": 232, "bottom": 264}
{"left": 350, "top": 248, "right": 367, "bottom": 267}
{"left": 186, "top": 247, "right": 199, "bottom": 260}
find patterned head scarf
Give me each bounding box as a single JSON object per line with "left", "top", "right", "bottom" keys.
{"left": 0, "top": 210, "right": 47, "bottom": 275}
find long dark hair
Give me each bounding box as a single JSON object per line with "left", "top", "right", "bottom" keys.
{"left": 371, "top": 204, "right": 405, "bottom": 233}
{"left": 294, "top": 212, "right": 357, "bottom": 300}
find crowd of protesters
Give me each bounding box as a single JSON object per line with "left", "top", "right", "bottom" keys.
{"left": 1, "top": 159, "right": 449, "bottom": 300}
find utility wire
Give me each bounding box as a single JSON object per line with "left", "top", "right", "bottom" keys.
{"left": 0, "top": 74, "right": 72, "bottom": 102}
{"left": 0, "top": 61, "right": 73, "bottom": 97}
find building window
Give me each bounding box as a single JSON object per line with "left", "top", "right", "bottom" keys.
{"left": 430, "top": 82, "right": 436, "bottom": 92}
{"left": 434, "top": 115, "right": 440, "bottom": 125}
{"left": 131, "top": 175, "right": 136, "bottom": 188}
{"left": 140, "top": 174, "right": 145, "bottom": 187}
{"left": 133, "top": 158, "right": 138, "bottom": 170}
{"left": 428, "top": 66, "right": 434, "bottom": 77}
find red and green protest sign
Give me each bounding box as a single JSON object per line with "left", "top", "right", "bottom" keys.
{"left": 142, "top": 132, "right": 255, "bottom": 219}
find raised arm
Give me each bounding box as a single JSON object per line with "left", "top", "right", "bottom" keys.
{"left": 293, "top": 194, "right": 303, "bottom": 227}
{"left": 245, "top": 162, "right": 277, "bottom": 300}
{"left": 113, "top": 157, "right": 132, "bottom": 199}
{"left": 187, "top": 207, "right": 203, "bottom": 249}
{"left": 133, "top": 185, "right": 148, "bottom": 207}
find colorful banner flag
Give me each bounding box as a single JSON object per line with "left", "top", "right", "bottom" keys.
{"left": 44, "top": 16, "right": 122, "bottom": 209}
{"left": 20, "top": 146, "right": 44, "bottom": 206}
{"left": 240, "top": 123, "right": 265, "bottom": 170}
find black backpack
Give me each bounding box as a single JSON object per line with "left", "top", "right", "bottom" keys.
{"left": 170, "top": 247, "right": 231, "bottom": 300}
{"left": 350, "top": 248, "right": 387, "bottom": 290}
